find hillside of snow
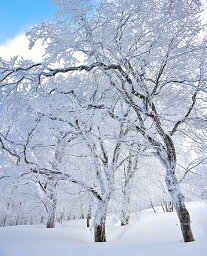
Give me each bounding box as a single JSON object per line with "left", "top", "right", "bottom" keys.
{"left": 0, "top": 202, "right": 206, "bottom": 256}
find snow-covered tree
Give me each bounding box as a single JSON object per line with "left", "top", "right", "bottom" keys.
{"left": 1, "top": 0, "right": 207, "bottom": 243}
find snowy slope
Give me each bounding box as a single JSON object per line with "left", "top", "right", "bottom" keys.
{"left": 0, "top": 202, "right": 207, "bottom": 256}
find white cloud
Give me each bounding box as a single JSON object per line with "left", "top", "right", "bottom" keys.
{"left": 0, "top": 33, "right": 87, "bottom": 68}
{"left": 0, "top": 34, "right": 44, "bottom": 62}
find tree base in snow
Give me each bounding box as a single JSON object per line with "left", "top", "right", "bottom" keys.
{"left": 94, "top": 224, "right": 106, "bottom": 242}
{"left": 178, "top": 208, "right": 195, "bottom": 242}
{"left": 121, "top": 218, "right": 129, "bottom": 226}
{"left": 46, "top": 218, "right": 55, "bottom": 228}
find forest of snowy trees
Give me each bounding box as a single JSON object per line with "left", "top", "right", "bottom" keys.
{"left": 0, "top": 0, "right": 207, "bottom": 244}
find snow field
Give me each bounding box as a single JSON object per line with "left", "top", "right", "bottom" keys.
{"left": 0, "top": 202, "right": 206, "bottom": 256}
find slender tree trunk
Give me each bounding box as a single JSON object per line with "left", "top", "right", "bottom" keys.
{"left": 165, "top": 167, "right": 194, "bottom": 242}
{"left": 2, "top": 215, "right": 7, "bottom": 227}
{"left": 120, "top": 153, "right": 137, "bottom": 226}
{"left": 86, "top": 197, "right": 93, "bottom": 228}
{"left": 87, "top": 214, "right": 91, "bottom": 228}
{"left": 163, "top": 200, "right": 173, "bottom": 212}
{"left": 150, "top": 200, "right": 156, "bottom": 213}
{"left": 46, "top": 196, "right": 56, "bottom": 228}
{"left": 156, "top": 133, "right": 195, "bottom": 242}
{"left": 93, "top": 200, "right": 107, "bottom": 242}
{"left": 86, "top": 208, "right": 92, "bottom": 228}
{"left": 120, "top": 193, "right": 130, "bottom": 226}
{"left": 121, "top": 213, "right": 130, "bottom": 226}
{"left": 150, "top": 102, "right": 195, "bottom": 242}
{"left": 46, "top": 209, "right": 56, "bottom": 228}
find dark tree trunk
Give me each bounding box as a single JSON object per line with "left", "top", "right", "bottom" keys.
{"left": 177, "top": 205, "right": 194, "bottom": 242}
{"left": 149, "top": 102, "right": 195, "bottom": 242}
{"left": 158, "top": 134, "right": 195, "bottom": 242}
{"left": 150, "top": 200, "right": 156, "bottom": 213}
{"left": 94, "top": 200, "right": 107, "bottom": 242}
{"left": 121, "top": 214, "right": 130, "bottom": 226}
{"left": 120, "top": 194, "right": 130, "bottom": 226}
{"left": 3, "top": 216, "right": 7, "bottom": 227}
{"left": 86, "top": 195, "right": 93, "bottom": 228}
{"left": 165, "top": 171, "right": 195, "bottom": 242}
{"left": 87, "top": 213, "right": 91, "bottom": 228}
{"left": 46, "top": 196, "right": 56, "bottom": 228}
{"left": 163, "top": 200, "right": 173, "bottom": 212}
{"left": 46, "top": 211, "right": 55, "bottom": 228}
{"left": 94, "top": 222, "right": 106, "bottom": 242}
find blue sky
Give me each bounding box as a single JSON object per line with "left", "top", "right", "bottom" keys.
{"left": 0, "top": 0, "right": 56, "bottom": 44}
{"left": 0, "top": 0, "right": 207, "bottom": 46}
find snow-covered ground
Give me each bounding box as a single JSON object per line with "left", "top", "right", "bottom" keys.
{"left": 0, "top": 202, "right": 207, "bottom": 256}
